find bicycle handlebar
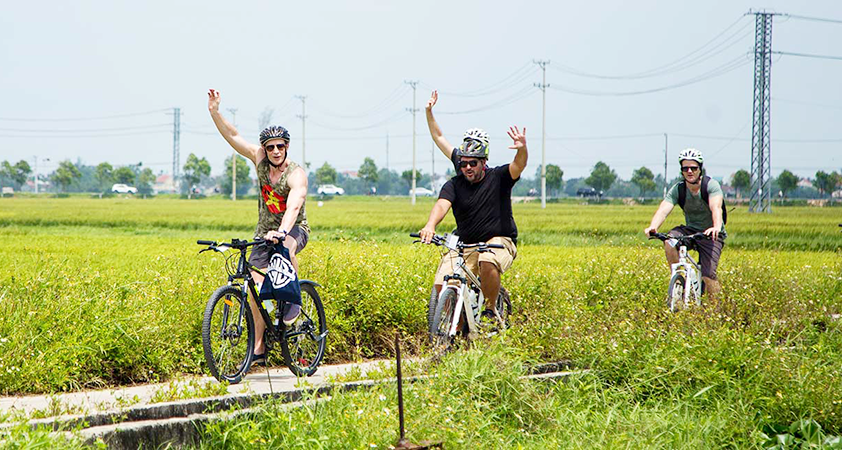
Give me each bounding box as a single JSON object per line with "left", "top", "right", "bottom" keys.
{"left": 409, "top": 233, "right": 504, "bottom": 249}
{"left": 648, "top": 231, "right": 708, "bottom": 243}
{"left": 196, "top": 238, "right": 266, "bottom": 250}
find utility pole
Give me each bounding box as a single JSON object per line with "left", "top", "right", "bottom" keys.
{"left": 32, "top": 156, "right": 49, "bottom": 194}
{"left": 386, "top": 132, "right": 390, "bottom": 171}
{"left": 749, "top": 10, "right": 775, "bottom": 213}
{"left": 227, "top": 108, "right": 238, "bottom": 201}
{"left": 533, "top": 60, "right": 550, "bottom": 209}
{"left": 663, "top": 133, "right": 668, "bottom": 197}
{"left": 405, "top": 80, "right": 419, "bottom": 205}
{"left": 296, "top": 95, "right": 308, "bottom": 172}
{"left": 170, "top": 107, "right": 182, "bottom": 193}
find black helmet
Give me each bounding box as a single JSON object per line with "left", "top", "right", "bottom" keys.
{"left": 259, "top": 126, "right": 290, "bottom": 145}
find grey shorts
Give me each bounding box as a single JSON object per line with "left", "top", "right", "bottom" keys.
{"left": 248, "top": 225, "right": 309, "bottom": 269}
{"left": 668, "top": 225, "right": 724, "bottom": 280}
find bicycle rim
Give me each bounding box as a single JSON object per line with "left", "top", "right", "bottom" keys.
{"left": 667, "top": 274, "right": 685, "bottom": 313}
{"left": 281, "top": 283, "right": 327, "bottom": 377}
{"left": 430, "top": 289, "right": 457, "bottom": 353}
{"left": 202, "top": 286, "right": 254, "bottom": 383}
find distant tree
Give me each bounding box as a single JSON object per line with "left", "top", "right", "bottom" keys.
{"left": 1, "top": 160, "right": 32, "bottom": 189}
{"left": 401, "top": 169, "right": 423, "bottom": 189}
{"left": 136, "top": 168, "right": 156, "bottom": 195}
{"left": 51, "top": 160, "right": 82, "bottom": 192}
{"left": 358, "top": 157, "right": 379, "bottom": 186}
{"left": 545, "top": 164, "right": 564, "bottom": 196}
{"left": 113, "top": 166, "right": 136, "bottom": 185}
{"left": 585, "top": 161, "right": 617, "bottom": 193}
{"left": 732, "top": 169, "right": 751, "bottom": 199}
{"left": 94, "top": 162, "right": 113, "bottom": 191}
{"left": 315, "top": 162, "right": 337, "bottom": 185}
{"left": 220, "top": 155, "right": 252, "bottom": 196}
{"left": 631, "top": 166, "right": 656, "bottom": 198}
{"left": 776, "top": 170, "right": 799, "bottom": 200}
{"left": 814, "top": 171, "right": 842, "bottom": 198}
{"left": 183, "top": 153, "right": 211, "bottom": 198}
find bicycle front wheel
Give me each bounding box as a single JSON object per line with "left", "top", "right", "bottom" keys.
{"left": 281, "top": 283, "right": 327, "bottom": 377}
{"left": 202, "top": 285, "right": 254, "bottom": 384}
{"left": 496, "top": 286, "right": 513, "bottom": 327}
{"left": 667, "top": 273, "right": 685, "bottom": 313}
{"left": 430, "top": 288, "right": 458, "bottom": 352}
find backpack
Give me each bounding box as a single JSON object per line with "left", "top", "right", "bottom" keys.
{"left": 259, "top": 242, "right": 302, "bottom": 308}
{"left": 677, "top": 175, "right": 728, "bottom": 225}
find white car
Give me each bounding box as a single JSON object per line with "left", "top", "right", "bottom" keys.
{"left": 412, "top": 187, "right": 435, "bottom": 197}
{"left": 317, "top": 184, "right": 345, "bottom": 195}
{"left": 111, "top": 183, "right": 138, "bottom": 194}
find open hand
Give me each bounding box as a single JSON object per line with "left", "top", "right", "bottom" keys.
{"left": 426, "top": 90, "right": 438, "bottom": 111}
{"left": 507, "top": 126, "right": 527, "bottom": 151}
{"left": 208, "top": 89, "right": 221, "bottom": 113}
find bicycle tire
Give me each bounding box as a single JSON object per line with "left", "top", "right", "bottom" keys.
{"left": 202, "top": 285, "right": 254, "bottom": 384}
{"left": 496, "top": 286, "right": 512, "bottom": 326}
{"left": 667, "top": 273, "right": 685, "bottom": 313}
{"left": 427, "top": 285, "right": 438, "bottom": 333}
{"left": 280, "top": 283, "right": 327, "bottom": 377}
{"left": 430, "top": 288, "right": 458, "bottom": 353}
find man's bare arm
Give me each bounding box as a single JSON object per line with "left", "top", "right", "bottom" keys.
{"left": 507, "top": 126, "right": 528, "bottom": 179}
{"left": 208, "top": 89, "right": 261, "bottom": 164}
{"left": 644, "top": 200, "right": 675, "bottom": 236}
{"left": 279, "top": 167, "right": 308, "bottom": 233}
{"left": 425, "top": 90, "right": 454, "bottom": 159}
{"left": 419, "top": 198, "right": 452, "bottom": 244}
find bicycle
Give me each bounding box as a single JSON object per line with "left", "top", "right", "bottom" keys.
{"left": 411, "top": 233, "right": 512, "bottom": 353}
{"left": 648, "top": 231, "right": 709, "bottom": 312}
{"left": 197, "top": 238, "right": 327, "bottom": 383}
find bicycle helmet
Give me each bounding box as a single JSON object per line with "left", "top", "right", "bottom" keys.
{"left": 462, "top": 128, "right": 489, "bottom": 146}
{"left": 259, "top": 125, "right": 290, "bottom": 145}
{"left": 456, "top": 139, "right": 489, "bottom": 159}
{"left": 677, "top": 148, "right": 704, "bottom": 165}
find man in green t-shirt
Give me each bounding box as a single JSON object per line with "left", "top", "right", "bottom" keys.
{"left": 644, "top": 148, "right": 726, "bottom": 297}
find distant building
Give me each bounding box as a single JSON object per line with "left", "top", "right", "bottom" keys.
{"left": 154, "top": 174, "right": 177, "bottom": 194}
{"left": 797, "top": 178, "right": 813, "bottom": 189}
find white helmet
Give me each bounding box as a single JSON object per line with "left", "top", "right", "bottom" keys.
{"left": 677, "top": 147, "right": 704, "bottom": 165}
{"left": 462, "top": 128, "right": 489, "bottom": 146}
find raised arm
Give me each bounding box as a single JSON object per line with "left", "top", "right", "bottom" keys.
{"left": 507, "top": 126, "right": 528, "bottom": 179}
{"left": 425, "top": 90, "right": 455, "bottom": 159}
{"left": 419, "top": 198, "right": 452, "bottom": 244}
{"left": 644, "top": 200, "right": 675, "bottom": 236}
{"left": 207, "top": 89, "right": 261, "bottom": 165}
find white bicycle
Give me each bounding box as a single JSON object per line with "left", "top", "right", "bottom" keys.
{"left": 410, "top": 233, "right": 511, "bottom": 353}
{"left": 649, "top": 231, "right": 708, "bottom": 312}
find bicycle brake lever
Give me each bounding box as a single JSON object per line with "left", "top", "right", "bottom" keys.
{"left": 198, "top": 248, "right": 212, "bottom": 254}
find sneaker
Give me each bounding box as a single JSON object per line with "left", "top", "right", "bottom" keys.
{"left": 282, "top": 303, "right": 301, "bottom": 326}
{"left": 478, "top": 309, "right": 499, "bottom": 330}
{"left": 251, "top": 353, "right": 266, "bottom": 367}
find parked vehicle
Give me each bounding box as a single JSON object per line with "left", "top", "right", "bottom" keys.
{"left": 112, "top": 183, "right": 138, "bottom": 194}
{"left": 317, "top": 184, "right": 345, "bottom": 195}
{"left": 576, "top": 187, "right": 602, "bottom": 198}
{"left": 411, "top": 187, "right": 435, "bottom": 197}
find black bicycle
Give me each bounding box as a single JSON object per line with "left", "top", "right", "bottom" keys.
{"left": 197, "top": 238, "right": 327, "bottom": 383}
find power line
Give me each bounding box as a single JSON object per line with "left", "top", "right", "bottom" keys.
{"left": 549, "top": 54, "right": 749, "bottom": 96}
{"left": 772, "top": 97, "right": 842, "bottom": 110}
{"left": 308, "top": 84, "right": 409, "bottom": 118}
{"left": 0, "top": 123, "right": 171, "bottom": 133}
{"left": 437, "top": 85, "right": 537, "bottom": 115}
{"left": 551, "top": 15, "right": 751, "bottom": 80}
{"left": 0, "top": 108, "right": 170, "bottom": 122}
{"left": 309, "top": 110, "right": 408, "bottom": 131}
{"left": 783, "top": 13, "right": 842, "bottom": 25}
{"left": 0, "top": 130, "right": 171, "bottom": 138}
{"left": 420, "top": 62, "right": 536, "bottom": 97}
{"left": 773, "top": 50, "right": 842, "bottom": 61}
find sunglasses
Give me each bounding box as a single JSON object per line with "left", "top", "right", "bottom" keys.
{"left": 681, "top": 166, "right": 700, "bottom": 173}
{"left": 265, "top": 143, "right": 287, "bottom": 152}
{"left": 459, "top": 160, "right": 481, "bottom": 168}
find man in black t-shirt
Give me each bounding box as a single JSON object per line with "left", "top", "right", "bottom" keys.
{"left": 418, "top": 90, "right": 528, "bottom": 319}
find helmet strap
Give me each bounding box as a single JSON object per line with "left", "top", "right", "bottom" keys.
{"left": 266, "top": 150, "right": 287, "bottom": 169}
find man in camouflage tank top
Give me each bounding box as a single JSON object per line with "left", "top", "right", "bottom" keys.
{"left": 208, "top": 89, "right": 309, "bottom": 365}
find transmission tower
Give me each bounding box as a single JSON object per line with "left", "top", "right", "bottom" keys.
{"left": 749, "top": 11, "right": 774, "bottom": 213}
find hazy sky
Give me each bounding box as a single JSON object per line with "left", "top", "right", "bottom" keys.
{"left": 2, "top": 0, "right": 840, "bottom": 180}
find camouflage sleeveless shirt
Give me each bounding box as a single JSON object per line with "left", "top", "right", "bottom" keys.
{"left": 254, "top": 158, "right": 309, "bottom": 239}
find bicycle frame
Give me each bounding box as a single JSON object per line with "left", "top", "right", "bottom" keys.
{"left": 437, "top": 238, "right": 485, "bottom": 339}
{"left": 671, "top": 243, "right": 703, "bottom": 307}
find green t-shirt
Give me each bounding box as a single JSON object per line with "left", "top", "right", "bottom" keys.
{"left": 665, "top": 179, "right": 726, "bottom": 234}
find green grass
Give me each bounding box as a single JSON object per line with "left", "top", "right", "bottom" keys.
{"left": 0, "top": 196, "right": 840, "bottom": 446}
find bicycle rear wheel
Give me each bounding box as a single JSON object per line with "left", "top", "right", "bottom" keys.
{"left": 496, "top": 286, "right": 513, "bottom": 326}
{"left": 281, "top": 283, "right": 327, "bottom": 377}
{"left": 430, "top": 288, "right": 458, "bottom": 353}
{"left": 667, "top": 273, "right": 685, "bottom": 313}
{"left": 202, "top": 285, "right": 254, "bottom": 384}
{"left": 427, "top": 285, "right": 438, "bottom": 332}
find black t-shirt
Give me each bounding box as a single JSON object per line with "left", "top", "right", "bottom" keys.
{"left": 439, "top": 152, "right": 519, "bottom": 244}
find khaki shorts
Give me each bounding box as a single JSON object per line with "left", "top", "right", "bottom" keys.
{"left": 433, "top": 237, "right": 517, "bottom": 285}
